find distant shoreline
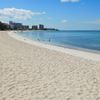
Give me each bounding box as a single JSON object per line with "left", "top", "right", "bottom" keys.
{"left": 14, "top": 30, "right": 100, "bottom": 54}
{"left": 8, "top": 31, "right": 100, "bottom": 61}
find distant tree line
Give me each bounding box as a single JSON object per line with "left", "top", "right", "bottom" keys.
{"left": 0, "top": 21, "right": 11, "bottom": 30}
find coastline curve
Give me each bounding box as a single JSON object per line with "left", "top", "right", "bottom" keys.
{"left": 8, "top": 31, "right": 100, "bottom": 62}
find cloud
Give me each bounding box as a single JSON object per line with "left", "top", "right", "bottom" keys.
{"left": 0, "top": 8, "right": 46, "bottom": 20}
{"left": 61, "top": 20, "right": 68, "bottom": 23}
{"left": 61, "top": 0, "right": 80, "bottom": 3}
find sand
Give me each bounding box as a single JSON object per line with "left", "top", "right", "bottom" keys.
{"left": 0, "top": 31, "right": 100, "bottom": 100}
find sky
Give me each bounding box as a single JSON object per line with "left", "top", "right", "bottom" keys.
{"left": 0, "top": 0, "right": 100, "bottom": 30}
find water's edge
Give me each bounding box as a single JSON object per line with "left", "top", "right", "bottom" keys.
{"left": 8, "top": 31, "right": 100, "bottom": 61}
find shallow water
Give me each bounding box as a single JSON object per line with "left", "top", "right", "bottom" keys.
{"left": 17, "top": 30, "right": 100, "bottom": 52}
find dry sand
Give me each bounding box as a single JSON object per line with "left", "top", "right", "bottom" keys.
{"left": 0, "top": 31, "right": 100, "bottom": 100}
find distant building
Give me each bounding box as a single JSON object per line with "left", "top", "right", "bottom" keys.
{"left": 3, "top": 23, "right": 10, "bottom": 29}
{"left": 9, "top": 21, "right": 23, "bottom": 30}
{"left": 9, "top": 21, "right": 14, "bottom": 29}
{"left": 1, "top": 20, "right": 59, "bottom": 31}
{"left": 23, "top": 25, "right": 29, "bottom": 30}
{"left": 32, "top": 25, "right": 38, "bottom": 30}
{"left": 39, "top": 24, "right": 44, "bottom": 30}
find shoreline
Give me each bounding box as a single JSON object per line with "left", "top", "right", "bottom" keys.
{"left": 1, "top": 31, "right": 100, "bottom": 100}
{"left": 8, "top": 31, "right": 100, "bottom": 62}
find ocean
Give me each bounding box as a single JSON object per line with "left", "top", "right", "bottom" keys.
{"left": 16, "top": 30, "right": 100, "bottom": 52}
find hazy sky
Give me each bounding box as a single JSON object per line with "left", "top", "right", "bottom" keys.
{"left": 0, "top": 0, "right": 100, "bottom": 30}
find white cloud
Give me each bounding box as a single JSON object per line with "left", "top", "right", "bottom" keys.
{"left": 61, "top": 0, "right": 80, "bottom": 3}
{"left": 0, "top": 8, "right": 46, "bottom": 20}
{"left": 61, "top": 20, "right": 68, "bottom": 23}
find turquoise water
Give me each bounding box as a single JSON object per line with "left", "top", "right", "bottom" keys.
{"left": 17, "top": 30, "right": 100, "bottom": 52}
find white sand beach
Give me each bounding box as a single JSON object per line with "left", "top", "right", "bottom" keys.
{"left": 0, "top": 31, "right": 100, "bottom": 100}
